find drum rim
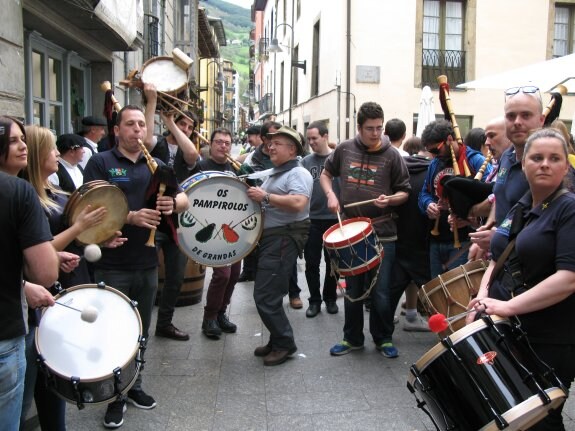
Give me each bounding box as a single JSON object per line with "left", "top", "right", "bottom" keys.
{"left": 65, "top": 183, "right": 129, "bottom": 245}
{"left": 178, "top": 171, "right": 264, "bottom": 267}
{"left": 409, "top": 315, "right": 508, "bottom": 378}
{"left": 479, "top": 387, "right": 566, "bottom": 431}
{"left": 421, "top": 259, "right": 488, "bottom": 292}
{"left": 35, "top": 284, "right": 143, "bottom": 381}
{"left": 323, "top": 217, "right": 373, "bottom": 247}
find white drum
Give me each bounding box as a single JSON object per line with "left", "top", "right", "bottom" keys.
{"left": 36, "top": 284, "right": 143, "bottom": 407}
{"left": 177, "top": 171, "right": 263, "bottom": 267}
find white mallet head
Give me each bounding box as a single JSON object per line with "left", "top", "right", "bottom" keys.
{"left": 84, "top": 244, "right": 102, "bottom": 262}
{"left": 81, "top": 305, "right": 99, "bottom": 323}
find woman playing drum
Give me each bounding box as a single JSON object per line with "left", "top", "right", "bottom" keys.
{"left": 467, "top": 128, "right": 575, "bottom": 430}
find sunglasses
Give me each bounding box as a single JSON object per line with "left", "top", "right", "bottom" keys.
{"left": 504, "top": 86, "right": 540, "bottom": 99}
{"left": 427, "top": 141, "right": 445, "bottom": 155}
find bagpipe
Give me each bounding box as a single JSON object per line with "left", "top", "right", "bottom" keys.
{"left": 100, "top": 82, "right": 180, "bottom": 246}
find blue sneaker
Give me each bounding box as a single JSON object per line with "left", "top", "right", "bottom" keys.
{"left": 377, "top": 342, "right": 399, "bottom": 358}
{"left": 330, "top": 340, "right": 364, "bottom": 356}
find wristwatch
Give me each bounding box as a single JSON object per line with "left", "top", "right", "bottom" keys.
{"left": 262, "top": 193, "right": 271, "bottom": 205}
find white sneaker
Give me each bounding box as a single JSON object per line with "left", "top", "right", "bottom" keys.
{"left": 403, "top": 313, "right": 430, "bottom": 332}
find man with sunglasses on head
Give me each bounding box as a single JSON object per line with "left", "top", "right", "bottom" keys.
{"left": 321, "top": 101, "right": 411, "bottom": 359}
{"left": 418, "top": 119, "right": 491, "bottom": 279}
{"left": 467, "top": 86, "right": 546, "bottom": 256}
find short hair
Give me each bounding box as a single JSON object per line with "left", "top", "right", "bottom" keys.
{"left": 421, "top": 119, "right": 455, "bottom": 147}
{"left": 116, "top": 105, "right": 144, "bottom": 125}
{"left": 357, "top": 102, "right": 384, "bottom": 127}
{"left": 465, "top": 128, "right": 486, "bottom": 152}
{"left": 384, "top": 119, "right": 406, "bottom": 142}
{"left": 523, "top": 128, "right": 569, "bottom": 162}
{"left": 260, "top": 121, "right": 282, "bottom": 138}
{"left": 210, "top": 127, "right": 232, "bottom": 143}
{"left": 403, "top": 136, "right": 424, "bottom": 155}
{"left": 307, "top": 121, "right": 328, "bottom": 136}
{"left": 0, "top": 116, "right": 25, "bottom": 163}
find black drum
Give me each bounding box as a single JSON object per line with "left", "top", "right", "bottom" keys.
{"left": 407, "top": 316, "right": 566, "bottom": 430}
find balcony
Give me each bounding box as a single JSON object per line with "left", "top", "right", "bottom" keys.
{"left": 257, "top": 37, "right": 269, "bottom": 61}
{"left": 422, "top": 49, "right": 466, "bottom": 89}
{"left": 258, "top": 93, "right": 273, "bottom": 115}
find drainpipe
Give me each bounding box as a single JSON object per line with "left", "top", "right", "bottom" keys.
{"left": 345, "top": 0, "right": 351, "bottom": 139}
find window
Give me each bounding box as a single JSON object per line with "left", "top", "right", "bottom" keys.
{"left": 311, "top": 20, "right": 320, "bottom": 96}
{"left": 422, "top": 0, "right": 466, "bottom": 87}
{"left": 31, "top": 50, "right": 63, "bottom": 135}
{"left": 176, "top": 0, "right": 191, "bottom": 45}
{"left": 554, "top": 5, "right": 575, "bottom": 57}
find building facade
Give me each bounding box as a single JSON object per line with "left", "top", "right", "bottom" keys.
{"left": 251, "top": 0, "right": 575, "bottom": 141}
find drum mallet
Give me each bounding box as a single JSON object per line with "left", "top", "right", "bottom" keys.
{"left": 428, "top": 306, "right": 486, "bottom": 333}
{"left": 55, "top": 302, "right": 99, "bottom": 323}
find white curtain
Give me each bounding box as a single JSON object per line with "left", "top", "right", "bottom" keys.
{"left": 554, "top": 7, "right": 569, "bottom": 57}
{"left": 423, "top": 0, "right": 440, "bottom": 65}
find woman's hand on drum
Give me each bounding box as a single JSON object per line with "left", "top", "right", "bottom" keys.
{"left": 23, "top": 281, "right": 55, "bottom": 308}
{"left": 102, "top": 231, "right": 127, "bottom": 249}
{"left": 75, "top": 205, "right": 107, "bottom": 231}
{"left": 128, "top": 208, "right": 161, "bottom": 229}
{"left": 467, "top": 297, "right": 512, "bottom": 324}
{"left": 58, "top": 251, "right": 80, "bottom": 273}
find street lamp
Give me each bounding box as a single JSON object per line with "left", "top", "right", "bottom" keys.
{"left": 268, "top": 23, "right": 306, "bottom": 127}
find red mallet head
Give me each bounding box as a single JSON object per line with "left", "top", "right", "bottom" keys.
{"left": 428, "top": 313, "right": 449, "bottom": 333}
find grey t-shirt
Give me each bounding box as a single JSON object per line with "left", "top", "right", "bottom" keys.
{"left": 301, "top": 152, "right": 340, "bottom": 220}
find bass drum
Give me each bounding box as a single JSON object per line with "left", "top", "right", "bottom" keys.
{"left": 177, "top": 171, "right": 263, "bottom": 267}
{"left": 407, "top": 316, "right": 566, "bottom": 430}
{"left": 36, "top": 284, "right": 143, "bottom": 407}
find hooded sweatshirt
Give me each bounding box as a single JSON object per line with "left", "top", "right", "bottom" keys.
{"left": 324, "top": 135, "right": 411, "bottom": 241}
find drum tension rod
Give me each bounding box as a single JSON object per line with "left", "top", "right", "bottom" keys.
{"left": 113, "top": 367, "right": 123, "bottom": 396}
{"left": 71, "top": 376, "right": 85, "bottom": 410}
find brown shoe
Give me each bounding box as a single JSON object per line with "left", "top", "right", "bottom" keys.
{"left": 254, "top": 344, "right": 272, "bottom": 357}
{"left": 289, "top": 297, "right": 303, "bottom": 309}
{"left": 155, "top": 324, "right": 190, "bottom": 341}
{"left": 263, "top": 347, "right": 297, "bottom": 366}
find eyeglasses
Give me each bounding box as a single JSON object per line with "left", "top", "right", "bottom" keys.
{"left": 504, "top": 86, "right": 540, "bottom": 100}
{"left": 362, "top": 126, "right": 383, "bottom": 134}
{"left": 212, "top": 139, "right": 232, "bottom": 146}
{"left": 427, "top": 141, "right": 445, "bottom": 155}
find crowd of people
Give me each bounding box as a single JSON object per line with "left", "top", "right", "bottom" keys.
{"left": 2, "top": 82, "right": 575, "bottom": 431}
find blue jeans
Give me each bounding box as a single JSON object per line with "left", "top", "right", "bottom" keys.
{"left": 155, "top": 231, "right": 188, "bottom": 328}
{"left": 304, "top": 219, "right": 338, "bottom": 305}
{"left": 343, "top": 242, "right": 396, "bottom": 346}
{"left": 429, "top": 240, "right": 470, "bottom": 279}
{"left": 0, "top": 336, "right": 26, "bottom": 431}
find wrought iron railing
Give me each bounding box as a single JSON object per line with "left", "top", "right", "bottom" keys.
{"left": 258, "top": 93, "right": 273, "bottom": 114}
{"left": 257, "top": 37, "right": 269, "bottom": 61}
{"left": 422, "top": 49, "right": 466, "bottom": 88}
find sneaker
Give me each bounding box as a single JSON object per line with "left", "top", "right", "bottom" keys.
{"left": 376, "top": 342, "right": 399, "bottom": 358}
{"left": 103, "top": 400, "right": 127, "bottom": 428}
{"left": 330, "top": 340, "right": 364, "bottom": 356}
{"left": 403, "top": 313, "right": 431, "bottom": 332}
{"left": 127, "top": 389, "right": 157, "bottom": 409}
{"left": 217, "top": 313, "right": 237, "bottom": 333}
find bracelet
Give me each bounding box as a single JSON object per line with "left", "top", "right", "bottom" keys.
{"left": 262, "top": 193, "right": 271, "bottom": 205}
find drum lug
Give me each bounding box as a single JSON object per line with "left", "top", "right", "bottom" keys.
{"left": 71, "top": 377, "right": 85, "bottom": 410}
{"left": 137, "top": 337, "right": 148, "bottom": 371}
{"left": 97, "top": 281, "right": 106, "bottom": 289}
{"left": 130, "top": 300, "right": 139, "bottom": 309}
{"left": 53, "top": 281, "right": 63, "bottom": 293}
{"left": 113, "top": 367, "right": 123, "bottom": 396}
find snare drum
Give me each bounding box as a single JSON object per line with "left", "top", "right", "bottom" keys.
{"left": 177, "top": 171, "right": 263, "bottom": 267}
{"left": 407, "top": 316, "right": 566, "bottom": 430}
{"left": 36, "top": 284, "right": 143, "bottom": 407}
{"left": 64, "top": 180, "right": 128, "bottom": 245}
{"left": 141, "top": 56, "right": 189, "bottom": 114}
{"left": 419, "top": 260, "right": 487, "bottom": 336}
{"left": 323, "top": 217, "right": 383, "bottom": 276}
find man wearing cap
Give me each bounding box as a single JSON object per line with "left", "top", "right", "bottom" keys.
{"left": 247, "top": 125, "right": 313, "bottom": 366}
{"left": 80, "top": 116, "right": 107, "bottom": 169}
{"left": 50, "top": 133, "right": 86, "bottom": 193}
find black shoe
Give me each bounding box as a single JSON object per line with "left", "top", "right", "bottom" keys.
{"left": 127, "top": 388, "right": 157, "bottom": 409}
{"left": 202, "top": 319, "right": 222, "bottom": 339}
{"left": 238, "top": 272, "right": 254, "bottom": 282}
{"left": 217, "top": 313, "right": 237, "bottom": 333}
{"left": 305, "top": 303, "right": 321, "bottom": 318}
{"left": 155, "top": 324, "right": 190, "bottom": 341}
{"left": 103, "top": 400, "right": 126, "bottom": 428}
{"left": 325, "top": 301, "right": 339, "bottom": 314}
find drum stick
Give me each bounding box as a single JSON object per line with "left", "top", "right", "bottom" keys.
{"left": 155, "top": 93, "right": 210, "bottom": 145}
{"left": 337, "top": 211, "right": 345, "bottom": 233}
{"left": 344, "top": 198, "right": 377, "bottom": 208}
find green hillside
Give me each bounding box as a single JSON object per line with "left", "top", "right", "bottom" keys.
{"left": 200, "top": 0, "right": 252, "bottom": 96}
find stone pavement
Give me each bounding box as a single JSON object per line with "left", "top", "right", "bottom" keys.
{"left": 59, "top": 259, "right": 575, "bottom": 430}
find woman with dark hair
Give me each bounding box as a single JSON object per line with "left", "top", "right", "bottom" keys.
{"left": 464, "top": 127, "right": 487, "bottom": 156}
{"left": 0, "top": 116, "right": 28, "bottom": 175}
